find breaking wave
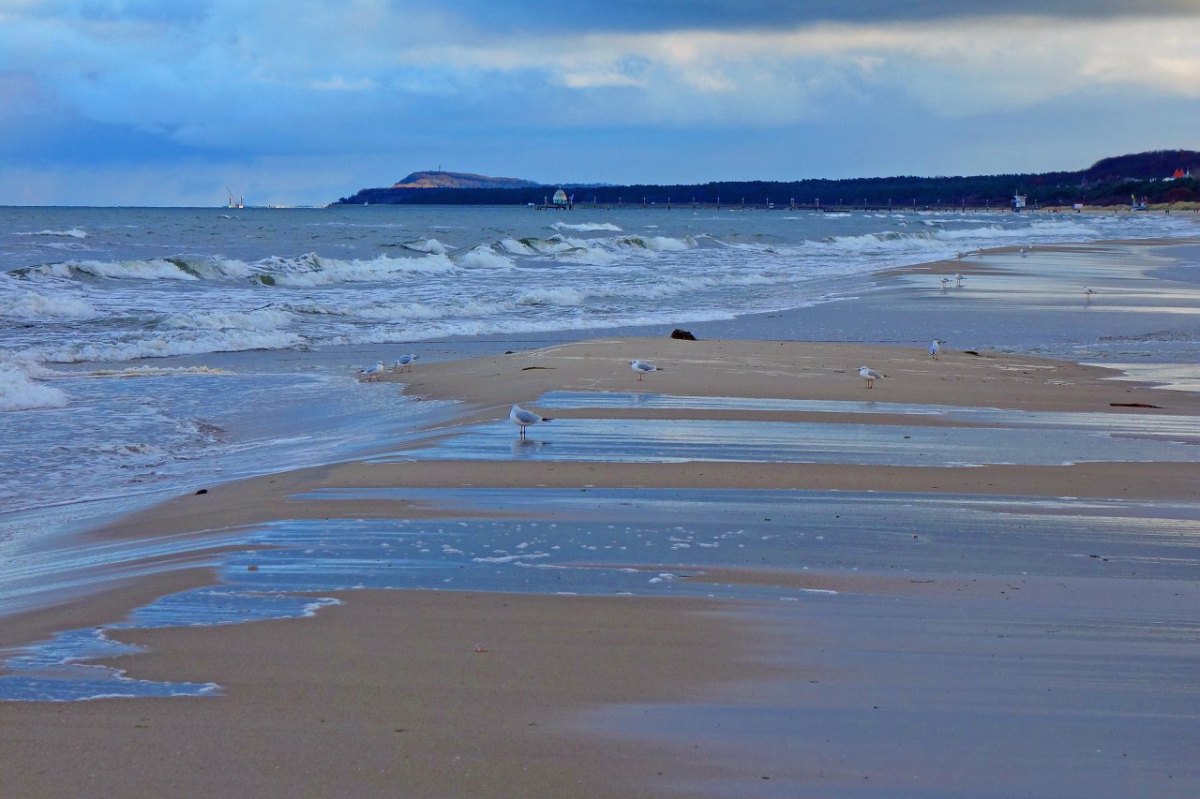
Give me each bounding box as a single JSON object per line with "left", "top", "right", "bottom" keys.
{"left": 456, "top": 246, "right": 516, "bottom": 269}
{"left": 34, "top": 329, "right": 306, "bottom": 364}
{"left": 1, "top": 290, "right": 97, "bottom": 322}
{"left": 551, "top": 222, "right": 623, "bottom": 232}
{"left": 400, "top": 238, "right": 452, "bottom": 255}
{"left": 15, "top": 228, "right": 88, "bottom": 239}
{"left": 0, "top": 356, "right": 69, "bottom": 411}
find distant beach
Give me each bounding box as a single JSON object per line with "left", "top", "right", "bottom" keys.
{"left": 2, "top": 213, "right": 1200, "bottom": 796}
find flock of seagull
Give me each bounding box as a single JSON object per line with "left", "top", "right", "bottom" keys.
{"left": 940, "top": 273, "right": 966, "bottom": 291}
{"left": 357, "top": 354, "right": 420, "bottom": 382}
{"left": 359, "top": 344, "right": 952, "bottom": 438}
{"left": 953, "top": 247, "right": 1099, "bottom": 300}
{"left": 510, "top": 361, "right": 660, "bottom": 437}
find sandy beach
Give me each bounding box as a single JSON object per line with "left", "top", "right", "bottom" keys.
{"left": 3, "top": 240, "right": 1200, "bottom": 797}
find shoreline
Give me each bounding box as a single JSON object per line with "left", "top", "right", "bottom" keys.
{"left": 3, "top": 237, "right": 1200, "bottom": 796}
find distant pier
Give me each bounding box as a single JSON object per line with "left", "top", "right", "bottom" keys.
{"left": 552, "top": 199, "right": 1012, "bottom": 213}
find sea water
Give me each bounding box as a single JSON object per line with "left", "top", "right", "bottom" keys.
{"left": 1, "top": 204, "right": 1197, "bottom": 532}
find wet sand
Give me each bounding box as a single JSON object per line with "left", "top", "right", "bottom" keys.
{"left": 2, "top": 241, "right": 1200, "bottom": 797}
{"left": 2, "top": 591, "right": 769, "bottom": 799}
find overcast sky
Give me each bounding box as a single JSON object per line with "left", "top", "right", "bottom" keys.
{"left": 2, "top": 1, "right": 1198, "bottom": 206}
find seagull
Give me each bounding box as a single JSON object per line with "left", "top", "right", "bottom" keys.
{"left": 1084, "top": 287, "right": 1096, "bottom": 297}
{"left": 859, "top": 365, "right": 886, "bottom": 389}
{"left": 509, "top": 404, "right": 552, "bottom": 439}
{"left": 630, "top": 359, "right": 660, "bottom": 381}
{"left": 358, "top": 360, "right": 385, "bottom": 382}
{"left": 928, "top": 339, "right": 941, "bottom": 360}
{"left": 954, "top": 272, "right": 964, "bottom": 288}
{"left": 392, "top": 354, "right": 419, "bottom": 372}
{"left": 940, "top": 276, "right": 951, "bottom": 291}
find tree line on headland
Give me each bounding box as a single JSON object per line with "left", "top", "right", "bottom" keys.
{"left": 334, "top": 150, "right": 1199, "bottom": 209}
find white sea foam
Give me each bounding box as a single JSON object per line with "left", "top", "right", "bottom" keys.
{"left": 348, "top": 298, "right": 511, "bottom": 322}
{"left": 401, "top": 238, "right": 452, "bottom": 255}
{"left": 261, "top": 253, "right": 457, "bottom": 287}
{"left": 91, "top": 441, "right": 168, "bottom": 459}
{"left": 17, "top": 256, "right": 259, "bottom": 282}
{"left": 499, "top": 238, "right": 538, "bottom": 255}
{"left": 37, "top": 329, "right": 306, "bottom": 364}
{"left": 552, "top": 221, "right": 623, "bottom": 232}
{"left": 554, "top": 246, "right": 622, "bottom": 265}
{"left": 16, "top": 228, "right": 88, "bottom": 239}
{"left": 456, "top": 245, "right": 515, "bottom": 269}
{"left": 28, "top": 258, "right": 204, "bottom": 281}
{"left": 86, "top": 365, "right": 232, "bottom": 378}
{"left": 471, "top": 553, "right": 550, "bottom": 564}
{"left": 2, "top": 290, "right": 97, "bottom": 321}
{"left": 160, "top": 306, "right": 294, "bottom": 332}
{"left": 518, "top": 236, "right": 579, "bottom": 255}
{"left": 0, "top": 358, "right": 69, "bottom": 411}
{"left": 615, "top": 234, "right": 695, "bottom": 251}
{"left": 517, "top": 287, "right": 586, "bottom": 306}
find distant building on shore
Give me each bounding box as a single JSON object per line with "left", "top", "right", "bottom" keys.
{"left": 536, "top": 189, "right": 574, "bottom": 210}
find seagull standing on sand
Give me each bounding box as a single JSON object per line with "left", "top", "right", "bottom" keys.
{"left": 631, "top": 359, "right": 660, "bottom": 381}
{"left": 509, "top": 404, "right": 552, "bottom": 439}
{"left": 359, "top": 360, "right": 385, "bottom": 382}
{"left": 940, "top": 276, "right": 951, "bottom": 291}
{"left": 859, "top": 365, "right": 886, "bottom": 389}
{"left": 955, "top": 272, "right": 964, "bottom": 288}
{"left": 392, "top": 354, "right": 419, "bottom": 372}
{"left": 928, "top": 340, "right": 941, "bottom": 360}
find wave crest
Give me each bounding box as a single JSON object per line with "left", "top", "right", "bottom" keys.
{"left": 0, "top": 355, "right": 69, "bottom": 411}
{"left": 551, "top": 222, "right": 623, "bottom": 232}
{"left": 1, "top": 290, "right": 97, "bottom": 321}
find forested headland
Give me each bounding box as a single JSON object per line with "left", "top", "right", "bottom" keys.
{"left": 335, "top": 150, "right": 1199, "bottom": 209}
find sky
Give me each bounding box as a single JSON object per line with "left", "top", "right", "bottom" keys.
{"left": 1, "top": 0, "right": 1198, "bottom": 206}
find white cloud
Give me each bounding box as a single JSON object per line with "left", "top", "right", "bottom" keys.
{"left": 308, "top": 75, "right": 376, "bottom": 92}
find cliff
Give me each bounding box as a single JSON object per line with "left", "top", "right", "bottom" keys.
{"left": 390, "top": 171, "right": 539, "bottom": 190}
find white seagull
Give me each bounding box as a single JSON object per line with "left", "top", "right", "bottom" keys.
{"left": 509, "top": 404, "right": 552, "bottom": 439}
{"left": 859, "top": 365, "right": 887, "bottom": 389}
{"left": 358, "top": 360, "right": 385, "bottom": 382}
{"left": 940, "top": 276, "right": 951, "bottom": 291}
{"left": 630, "top": 359, "right": 660, "bottom": 381}
{"left": 392, "top": 354, "right": 419, "bottom": 372}
{"left": 954, "top": 272, "right": 964, "bottom": 288}
{"left": 928, "top": 339, "right": 941, "bottom": 360}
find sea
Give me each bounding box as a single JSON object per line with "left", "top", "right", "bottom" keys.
{"left": 2, "top": 204, "right": 1197, "bottom": 539}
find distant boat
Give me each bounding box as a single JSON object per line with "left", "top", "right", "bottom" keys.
{"left": 226, "top": 188, "right": 245, "bottom": 209}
